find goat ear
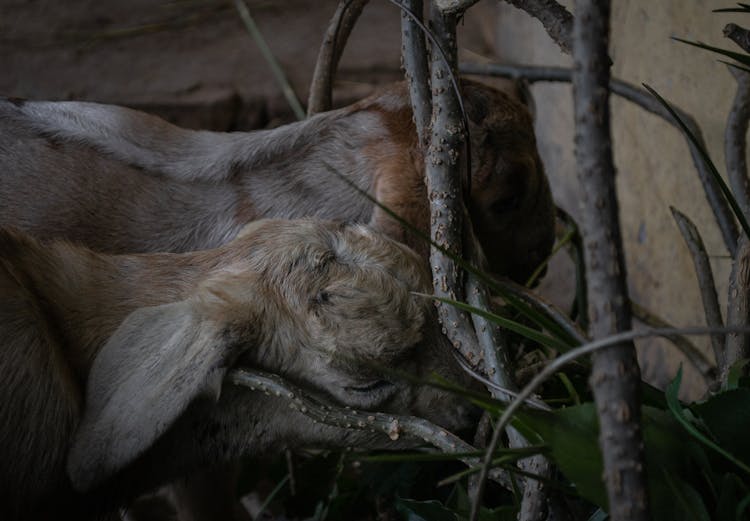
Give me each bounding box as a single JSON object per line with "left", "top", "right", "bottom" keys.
{"left": 67, "top": 301, "right": 241, "bottom": 492}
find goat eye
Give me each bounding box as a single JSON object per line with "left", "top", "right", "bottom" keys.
{"left": 312, "top": 291, "right": 331, "bottom": 305}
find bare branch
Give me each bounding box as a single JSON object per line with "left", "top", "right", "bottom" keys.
{"left": 725, "top": 23, "right": 750, "bottom": 55}
{"left": 434, "top": 0, "right": 480, "bottom": 14}
{"left": 670, "top": 207, "right": 725, "bottom": 364}
{"left": 630, "top": 301, "right": 717, "bottom": 386}
{"left": 400, "top": 0, "right": 432, "bottom": 146}
{"left": 572, "top": 2, "right": 648, "bottom": 518}
{"left": 725, "top": 236, "right": 750, "bottom": 384}
{"left": 460, "top": 62, "right": 740, "bottom": 257}
{"left": 424, "top": 4, "right": 481, "bottom": 367}
{"left": 229, "top": 369, "right": 512, "bottom": 489}
{"left": 725, "top": 65, "right": 750, "bottom": 219}
{"left": 500, "top": 0, "right": 573, "bottom": 54}
{"left": 307, "top": 0, "right": 369, "bottom": 116}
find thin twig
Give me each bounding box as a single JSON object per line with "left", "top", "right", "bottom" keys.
{"left": 572, "top": 2, "right": 648, "bottom": 518}
{"left": 307, "top": 0, "right": 369, "bottom": 115}
{"left": 233, "top": 0, "right": 305, "bottom": 120}
{"left": 725, "top": 235, "right": 750, "bottom": 384}
{"left": 228, "top": 369, "right": 513, "bottom": 489}
{"left": 500, "top": 0, "right": 573, "bottom": 54}
{"left": 670, "top": 207, "right": 725, "bottom": 365}
{"left": 459, "top": 62, "right": 740, "bottom": 256}
{"left": 725, "top": 23, "right": 750, "bottom": 55}
{"left": 630, "top": 301, "right": 717, "bottom": 386}
{"left": 400, "top": 0, "right": 431, "bottom": 145}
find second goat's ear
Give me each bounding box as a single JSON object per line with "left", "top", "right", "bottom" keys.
{"left": 67, "top": 300, "right": 241, "bottom": 491}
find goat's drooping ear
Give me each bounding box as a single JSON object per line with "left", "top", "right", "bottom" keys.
{"left": 67, "top": 301, "right": 242, "bottom": 492}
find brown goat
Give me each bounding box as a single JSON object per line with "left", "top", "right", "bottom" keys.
{"left": 0, "top": 219, "right": 474, "bottom": 521}
{"left": 0, "top": 80, "right": 554, "bottom": 282}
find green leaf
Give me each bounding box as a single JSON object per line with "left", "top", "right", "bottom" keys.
{"left": 661, "top": 468, "right": 711, "bottom": 521}
{"left": 395, "top": 498, "right": 459, "bottom": 521}
{"left": 666, "top": 369, "right": 750, "bottom": 474}
{"left": 644, "top": 84, "right": 750, "bottom": 238}
{"left": 519, "top": 402, "right": 708, "bottom": 521}
{"left": 693, "top": 388, "right": 750, "bottom": 466}
{"left": 716, "top": 473, "right": 749, "bottom": 521}
{"left": 519, "top": 405, "right": 607, "bottom": 508}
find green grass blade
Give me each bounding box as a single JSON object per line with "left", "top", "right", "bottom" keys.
{"left": 421, "top": 294, "right": 572, "bottom": 352}
{"left": 644, "top": 84, "right": 750, "bottom": 237}
{"left": 672, "top": 37, "right": 750, "bottom": 68}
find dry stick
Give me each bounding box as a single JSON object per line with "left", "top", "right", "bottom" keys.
{"left": 500, "top": 0, "right": 573, "bottom": 54}
{"left": 307, "top": 0, "right": 369, "bottom": 116}
{"left": 400, "top": 0, "right": 431, "bottom": 145}
{"left": 670, "top": 207, "right": 725, "bottom": 366}
{"left": 725, "top": 236, "right": 750, "bottom": 384}
{"left": 724, "top": 61, "right": 750, "bottom": 384}
{"left": 572, "top": 2, "right": 648, "bottom": 520}
{"left": 725, "top": 65, "right": 750, "bottom": 218}
{"left": 460, "top": 62, "right": 740, "bottom": 257}
{"left": 630, "top": 301, "right": 717, "bottom": 386}
{"left": 725, "top": 23, "right": 750, "bottom": 55}
{"left": 424, "top": 3, "right": 481, "bottom": 371}
{"left": 228, "top": 369, "right": 513, "bottom": 489}
{"left": 424, "top": 4, "right": 547, "bottom": 518}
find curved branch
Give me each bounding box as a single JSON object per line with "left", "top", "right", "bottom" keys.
{"left": 307, "top": 0, "right": 369, "bottom": 116}
{"left": 670, "top": 207, "right": 725, "bottom": 364}
{"left": 460, "top": 61, "right": 740, "bottom": 256}
{"left": 500, "top": 0, "right": 573, "bottom": 54}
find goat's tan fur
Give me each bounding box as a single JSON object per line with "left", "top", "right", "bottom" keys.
{"left": 0, "top": 219, "right": 472, "bottom": 520}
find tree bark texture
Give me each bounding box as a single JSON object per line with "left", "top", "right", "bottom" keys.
{"left": 572, "top": 2, "right": 649, "bottom": 519}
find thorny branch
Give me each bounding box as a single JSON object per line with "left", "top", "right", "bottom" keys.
{"left": 228, "top": 369, "right": 513, "bottom": 489}
{"left": 572, "top": 1, "right": 649, "bottom": 519}
{"left": 400, "top": 0, "right": 431, "bottom": 145}
{"left": 725, "top": 237, "right": 750, "bottom": 384}
{"left": 500, "top": 0, "right": 573, "bottom": 54}
{"left": 723, "top": 57, "right": 750, "bottom": 384}
{"left": 460, "top": 61, "right": 740, "bottom": 256}
{"left": 670, "top": 207, "right": 725, "bottom": 366}
{"left": 307, "top": 0, "right": 369, "bottom": 115}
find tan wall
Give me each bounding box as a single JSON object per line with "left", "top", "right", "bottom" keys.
{"left": 489, "top": 1, "right": 742, "bottom": 397}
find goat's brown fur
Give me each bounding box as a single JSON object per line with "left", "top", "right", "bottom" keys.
{"left": 0, "top": 80, "right": 555, "bottom": 282}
